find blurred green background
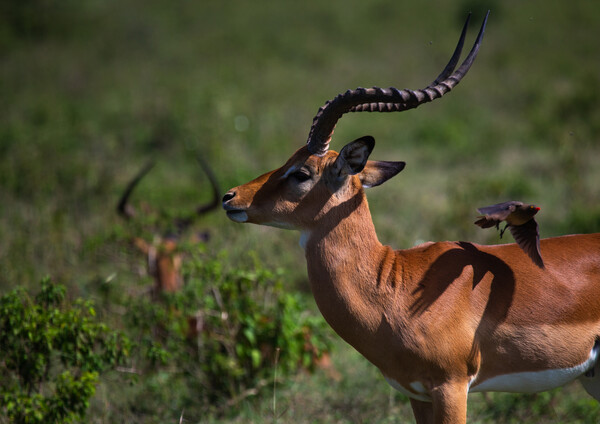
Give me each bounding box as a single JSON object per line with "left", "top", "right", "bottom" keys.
{"left": 1, "top": 0, "right": 599, "bottom": 422}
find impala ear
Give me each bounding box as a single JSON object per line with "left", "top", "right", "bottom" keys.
{"left": 359, "top": 160, "right": 406, "bottom": 188}
{"left": 332, "top": 136, "right": 375, "bottom": 178}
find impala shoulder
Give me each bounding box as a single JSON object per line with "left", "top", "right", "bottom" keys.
{"left": 406, "top": 240, "right": 459, "bottom": 255}
{"left": 398, "top": 241, "right": 461, "bottom": 267}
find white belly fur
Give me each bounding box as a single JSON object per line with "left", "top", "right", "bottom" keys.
{"left": 470, "top": 346, "right": 598, "bottom": 393}
{"left": 384, "top": 347, "right": 598, "bottom": 400}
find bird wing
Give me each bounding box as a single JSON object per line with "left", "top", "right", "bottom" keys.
{"left": 475, "top": 202, "right": 515, "bottom": 229}
{"left": 477, "top": 200, "right": 523, "bottom": 217}
{"left": 509, "top": 219, "right": 544, "bottom": 268}
{"left": 476, "top": 201, "right": 522, "bottom": 221}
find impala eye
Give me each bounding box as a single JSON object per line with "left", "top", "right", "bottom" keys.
{"left": 291, "top": 170, "right": 311, "bottom": 182}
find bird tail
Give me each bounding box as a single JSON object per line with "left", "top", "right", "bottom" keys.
{"left": 474, "top": 216, "right": 498, "bottom": 228}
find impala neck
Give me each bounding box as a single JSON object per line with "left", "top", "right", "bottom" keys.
{"left": 303, "top": 190, "right": 396, "bottom": 346}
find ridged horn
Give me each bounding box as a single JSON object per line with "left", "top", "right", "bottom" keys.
{"left": 306, "top": 11, "right": 489, "bottom": 156}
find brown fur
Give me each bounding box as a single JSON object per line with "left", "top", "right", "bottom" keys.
{"left": 223, "top": 145, "right": 600, "bottom": 423}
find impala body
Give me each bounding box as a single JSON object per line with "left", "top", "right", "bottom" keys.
{"left": 222, "top": 14, "right": 600, "bottom": 423}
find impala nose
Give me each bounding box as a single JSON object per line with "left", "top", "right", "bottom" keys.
{"left": 222, "top": 190, "right": 248, "bottom": 223}
{"left": 222, "top": 191, "right": 236, "bottom": 207}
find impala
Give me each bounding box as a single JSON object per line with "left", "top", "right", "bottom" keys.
{"left": 222, "top": 13, "right": 600, "bottom": 423}
{"left": 118, "top": 157, "right": 220, "bottom": 295}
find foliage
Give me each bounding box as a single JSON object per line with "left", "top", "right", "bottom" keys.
{"left": 117, "top": 248, "right": 332, "bottom": 420}
{"left": 0, "top": 278, "right": 130, "bottom": 424}
{"left": 0, "top": 0, "right": 599, "bottom": 422}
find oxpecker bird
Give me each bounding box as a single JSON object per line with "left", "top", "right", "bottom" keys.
{"left": 475, "top": 201, "right": 544, "bottom": 268}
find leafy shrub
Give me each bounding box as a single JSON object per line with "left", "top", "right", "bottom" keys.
{"left": 0, "top": 278, "right": 130, "bottom": 424}
{"left": 122, "top": 248, "right": 332, "bottom": 417}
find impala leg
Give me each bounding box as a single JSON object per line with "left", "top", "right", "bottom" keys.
{"left": 430, "top": 381, "right": 469, "bottom": 424}
{"left": 409, "top": 398, "right": 434, "bottom": 424}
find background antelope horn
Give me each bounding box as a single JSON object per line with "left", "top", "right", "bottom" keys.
{"left": 117, "top": 161, "right": 156, "bottom": 220}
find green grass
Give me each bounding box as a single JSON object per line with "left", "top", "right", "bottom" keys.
{"left": 1, "top": 0, "right": 599, "bottom": 422}
{"left": 132, "top": 337, "right": 599, "bottom": 424}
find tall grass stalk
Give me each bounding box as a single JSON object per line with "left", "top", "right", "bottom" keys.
{"left": 272, "top": 347, "right": 281, "bottom": 424}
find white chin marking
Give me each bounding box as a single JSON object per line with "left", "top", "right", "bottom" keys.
{"left": 227, "top": 211, "right": 248, "bottom": 223}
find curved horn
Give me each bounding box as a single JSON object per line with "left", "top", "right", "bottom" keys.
{"left": 173, "top": 155, "right": 221, "bottom": 235}
{"left": 117, "top": 161, "right": 155, "bottom": 220}
{"left": 194, "top": 155, "right": 221, "bottom": 216}
{"left": 306, "top": 11, "right": 489, "bottom": 156}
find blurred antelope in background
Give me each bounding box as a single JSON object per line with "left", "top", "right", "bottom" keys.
{"left": 222, "top": 12, "right": 600, "bottom": 423}
{"left": 118, "top": 157, "right": 220, "bottom": 295}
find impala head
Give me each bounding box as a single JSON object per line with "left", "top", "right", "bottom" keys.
{"left": 223, "top": 136, "right": 405, "bottom": 230}
{"left": 223, "top": 12, "right": 488, "bottom": 231}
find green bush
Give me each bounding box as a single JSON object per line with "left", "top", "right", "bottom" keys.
{"left": 121, "top": 248, "right": 332, "bottom": 417}
{"left": 0, "top": 278, "right": 130, "bottom": 424}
